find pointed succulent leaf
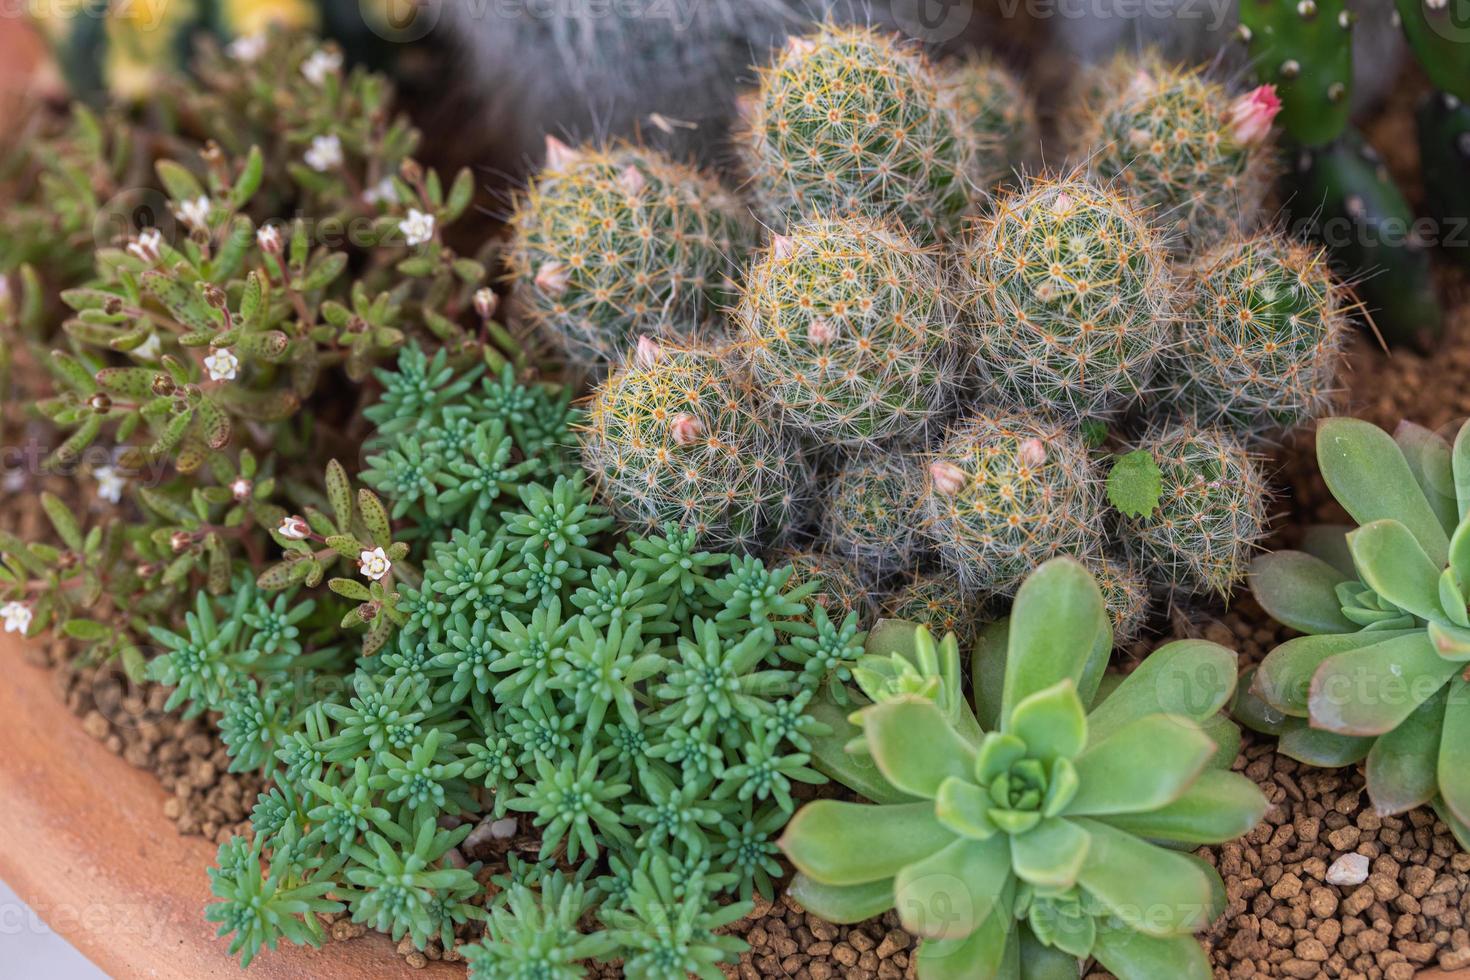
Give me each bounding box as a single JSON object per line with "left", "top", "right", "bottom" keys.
{"left": 1455, "top": 419, "right": 1470, "bottom": 523}
{"left": 1317, "top": 418, "right": 1450, "bottom": 566}
{"left": 1429, "top": 621, "right": 1470, "bottom": 661}
{"left": 804, "top": 697, "right": 914, "bottom": 805}
{"left": 1009, "top": 817, "right": 1090, "bottom": 889}
{"left": 780, "top": 801, "right": 951, "bottom": 886}
{"left": 1090, "top": 928, "right": 1213, "bottom": 980}
{"left": 1065, "top": 714, "right": 1214, "bottom": 816}
{"left": 970, "top": 618, "right": 1008, "bottom": 731}
{"left": 1252, "top": 631, "right": 1416, "bottom": 717}
{"left": 1437, "top": 679, "right": 1470, "bottom": 826}
{"left": 1086, "top": 640, "right": 1237, "bottom": 744}
{"left": 787, "top": 875, "right": 895, "bottom": 925}
{"left": 865, "top": 698, "right": 977, "bottom": 800}
{"left": 1309, "top": 632, "right": 1457, "bottom": 736}
{"left": 1003, "top": 558, "right": 1110, "bottom": 724}
{"left": 1073, "top": 818, "right": 1215, "bottom": 938}
{"left": 1365, "top": 686, "right": 1449, "bottom": 816}
{"left": 1278, "top": 725, "right": 1374, "bottom": 767}
{"left": 893, "top": 836, "right": 1012, "bottom": 940}
{"left": 1348, "top": 520, "right": 1447, "bottom": 623}
{"left": 914, "top": 904, "right": 1015, "bottom": 980}
{"left": 1394, "top": 421, "right": 1460, "bottom": 535}
{"left": 1248, "top": 551, "right": 1356, "bottom": 635}
{"left": 934, "top": 777, "right": 998, "bottom": 840}
{"left": 1096, "top": 769, "right": 1266, "bottom": 844}
{"left": 1007, "top": 680, "right": 1086, "bottom": 762}
{"left": 1439, "top": 568, "right": 1470, "bottom": 628}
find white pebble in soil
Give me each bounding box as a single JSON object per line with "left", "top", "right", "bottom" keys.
{"left": 1325, "top": 852, "right": 1370, "bottom": 886}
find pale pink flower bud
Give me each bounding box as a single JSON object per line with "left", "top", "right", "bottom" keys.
{"left": 786, "top": 35, "right": 817, "bottom": 57}
{"left": 930, "top": 461, "right": 967, "bottom": 496}
{"left": 534, "top": 261, "right": 570, "bottom": 296}
{"left": 670, "top": 412, "right": 704, "bottom": 446}
{"left": 617, "top": 164, "right": 646, "bottom": 196}
{"left": 474, "top": 287, "right": 499, "bottom": 320}
{"left": 634, "top": 335, "right": 663, "bottom": 368}
{"left": 1019, "top": 438, "right": 1047, "bottom": 469}
{"left": 808, "top": 318, "right": 837, "bottom": 345}
{"left": 770, "top": 235, "right": 796, "bottom": 261}
{"left": 543, "top": 135, "right": 578, "bottom": 171}
{"left": 1228, "top": 85, "right": 1281, "bottom": 147}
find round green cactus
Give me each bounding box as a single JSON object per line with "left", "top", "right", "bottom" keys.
{"left": 507, "top": 138, "right": 754, "bottom": 368}
{"left": 1086, "top": 553, "right": 1154, "bottom": 645}
{"left": 940, "top": 53, "right": 1038, "bottom": 191}
{"left": 923, "top": 409, "right": 1104, "bottom": 596}
{"left": 775, "top": 548, "right": 876, "bottom": 623}
{"left": 580, "top": 337, "right": 806, "bottom": 549}
{"left": 736, "top": 23, "right": 975, "bottom": 241}
{"left": 880, "top": 573, "right": 985, "bottom": 651}
{"left": 1085, "top": 61, "right": 1277, "bottom": 253}
{"left": 1113, "top": 425, "right": 1269, "bottom": 599}
{"left": 960, "top": 173, "right": 1173, "bottom": 420}
{"left": 1168, "top": 233, "right": 1348, "bottom": 440}
{"left": 732, "top": 215, "right": 963, "bottom": 450}
{"left": 821, "top": 451, "right": 930, "bottom": 576}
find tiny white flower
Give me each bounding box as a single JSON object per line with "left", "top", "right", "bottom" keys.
{"left": 398, "top": 208, "right": 435, "bottom": 247}
{"left": 1, "top": 601, "right": 32, "bottom": 635}
{"left": 278, "top": 516, "right": 310, "bottom": 540}
{"left": 304, "top": 134, "right": 343, "bottom": 173}
{"left": 174, "top": 197, "right": 211, "bottom": 231}
{"left": 301, "top": 48, "right": 342, "bottom": 86}
{"left": 362, "top": 177, "right": 397, "bottom": 206}
{"left": 230, "top": 478, "right": 252, "bottom": 501}
{"left": 127, "top": 227, "right": 163, "bottom": 263}
{"left": 359, "top": 546, "right": 392, "bottom": 581}
{"left": 256, "top": 224, "right": 282, "bottom": 254}
{"left": 94, "top": 465, "right": 126, "bottom": 504}
{"left": 227, "top": 33, "right": 266, "bottom": 63}
{"left": 203, "top": 347, "right": 240, "bottom": 382}
{"left": 132, "top": 333, "right": 162, "bottom": 361}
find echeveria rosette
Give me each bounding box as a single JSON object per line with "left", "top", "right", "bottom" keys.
{"left": 782, "top": 558, "right": 1267, "bottom": 979}
{"left": 1240, "top": 417, "right": 1470, "bottom": 849}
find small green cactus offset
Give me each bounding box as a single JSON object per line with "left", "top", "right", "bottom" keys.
{"left": 960, "top": 172, "right": 1172, "bottom": 420}
{"left": 784, "top": 559, "right": 1266, "bottom": 980}
{"left": 1110, "top": 426, "right": 1270, "bottom": 600}
{"left": 821, "top": 451, "right": 929, "bottom": 576}
{"left": 1238, "top": 0, "right": 1354, "bottom": 147}
{"left": 1085, "top": 60, "right": 1279, "bottom": 252}
{"left": 507, "top": 138, "right": 754, "bottom": 368}
{"left": 923, "top": 409, "right": 1104, "bottom": 596}
{"left": 939, "top": 54, "right": 1038, "bottom": 191}
{"left": 737, "top": 23, "right": 975, "bottom": 241}
{"left": 580, "top": 337, "right": 807, "bottom": 550}
{"left": 1168, "top": 233, "right": 1347, "bottom": 440}
{"left": 774, "top": 548, "right": 876, "bottom": 623}
{"left": 1240, "top": 417, "right": 1470, "bottom": 850}
{"left": 880, "top": 573, "right": 985, "bottom": 652}
{"left": 733, "top": 215, "right": 961, "bottom": 449}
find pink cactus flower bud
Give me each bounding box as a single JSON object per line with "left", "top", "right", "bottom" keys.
{"left": 534, "top": 261, "right": 570, "bottom": 296}
{"left": 786, "top": 35, "right": 817, "bottom": 57}
{"left": 1051, "top": 191, "right": 1074, "bottom": 216}
{"left": 617, "top": 164, "right": 646, "bottom": 196}
{"left": 771, "top": 235, "right": 796, "bottom": 261}
{"left": 474, "top": 287, "right": 499, "bottom": 320}
{"left": 1019, "top": 438, "right": 1047, "bottom": 468}
{"left": 930, "top": 461, "right": 968, "bottom": 496}
{"left": 543, "top": 134, "right": 578, "bottom": 171}
{"left": 634, "top": 335, "right": 663, "bottom": 368}
{"left": 808, "top": 318, "right": 837, "bottom": 345}
{"left": 670, "top": 412, "right": 704, "bottom": 446}
{"left": 1228, "top": 85, "right": 1281, "bottom": 147}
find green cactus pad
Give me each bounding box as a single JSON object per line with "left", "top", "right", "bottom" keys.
{"left": 1238, "top": 0, "right": 1353, "bottom": 147}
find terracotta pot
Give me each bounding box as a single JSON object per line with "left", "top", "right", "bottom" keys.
{"left": 0, "top": 636, "right": 460, "bottom": 978}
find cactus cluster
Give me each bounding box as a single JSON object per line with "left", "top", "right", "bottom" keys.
{"left": 960, "top": 173, "right": 1173, "bottom": 419}
{"left": 1084, "top": 60, "right": 1276, "bottom": 253}
{"left": 1170, "top": 235, "right": 1348, "bottom": 438}
{"left": 736, "top": 24, "right": 975, "bottom": 241}
{"left": 502, "top": 23, "right": 1340, "bottom": 651}
{"left": 580, "top": 339, "right": 806, "bottom": 550}
{"left": 732, "top": 215, "right": 962, "bottom": 449}
{"left": 506, "top": 139, "right": 754, "bottom": 368}
{"left": 940, "top": 53, "right": 1038, "bottom": 190}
